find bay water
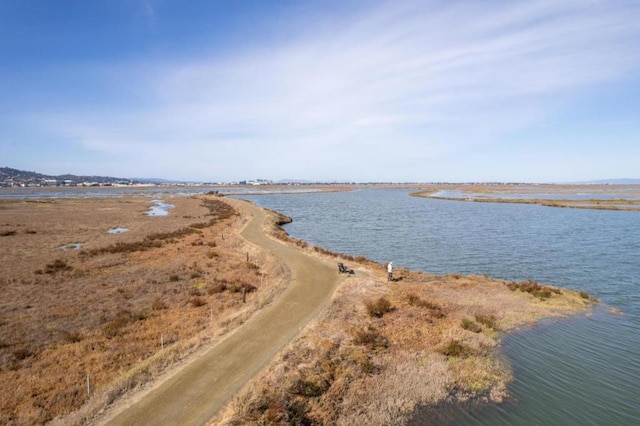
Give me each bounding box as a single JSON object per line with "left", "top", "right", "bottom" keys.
{"left": 239, "top": 189, "right": 640, "bottom": 425}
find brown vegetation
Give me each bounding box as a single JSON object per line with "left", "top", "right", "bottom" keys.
{"left": 411, "top": 183, "right": 640, "bottom": 211}
{"left": 213, "top": 246, "right": 595, "bottom": 425}
{"left": 0, "top": 195, "right": 288, "bottom": 425}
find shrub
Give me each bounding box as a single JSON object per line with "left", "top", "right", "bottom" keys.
{"left": 229, "top": 283, "right": 257, "bottom": 294}
{"left": 290, "top": 378, "right": 329, "bottom": 398}
{"left": 0, "top": 230, "right": 17, "bottom": 237}
{"left": 407, "top": 293, "right": 446, "bottom": 318}
{"left": 507, "top": 279, "right": 558, "bottom": 300}
{"left": 152, "top": 299, "right": 168, "bottom": 310}
{"left": 440, "top": 340, "right": 471, "bottom": 357}
{"left": 407, "top": 293, "right": 439, "bottom": 310}
{"left": 365, "top": 297, "right": 393, "bottom": 318}
{"left": 208, "top": 282, "right": 227, "bottom": 294}
{"left": 132, "top": 311, "right": 148, "bottom": 321}
{"left": 461, "top": 318, "right": 482, "bottom": 333}
{"left": 475, "top": 314, "right": 498, "bottom": 330}
{"left": 579, "top": 291, "right": 590, "bottom": 300}
{"left": 13, "top": 347, "right": 33, "bottom": 360}
{"left": 44, "top": 259, "right": 73, "bottom": 274}
{"left": 62, "top": 330, "right": 83, "bottom": 343}
{"left": 353, "top": 327, "right": 388, "bottom": 349}
{"left": 103, "top": 313, "right": 131, "bottom": 339}
{"left": 169, "top": 274, "right": 180, "bottom": 282}
{"left": 190, "top": 296, "right": 206, "bottom": 307}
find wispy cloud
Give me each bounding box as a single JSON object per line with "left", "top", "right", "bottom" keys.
{"left": 42, "top": 0, "right": 640, "bottom": 180}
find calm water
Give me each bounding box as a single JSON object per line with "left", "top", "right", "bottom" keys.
{"left": 239, "top": 189, "right": 640, "bottom": 426}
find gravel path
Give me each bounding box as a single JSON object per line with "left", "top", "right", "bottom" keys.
{"left": 102, "top": 199, "right": 340, "bottom": 425}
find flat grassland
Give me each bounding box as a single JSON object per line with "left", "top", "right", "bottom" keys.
{"left": 0, "top": 191, "right": 596, "bottom": 425}
{"left": 0, "top": 195, "right": 287, "bottom": 425}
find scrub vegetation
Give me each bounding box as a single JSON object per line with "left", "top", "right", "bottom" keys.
{"left": 213, "top": 220, "right": 596, "bottom": 426}
{"left": 0, "top": 195, "right": 287, "bottom": 425}
{"left": 0, "top": 190, "right": 599, "bottom": 425}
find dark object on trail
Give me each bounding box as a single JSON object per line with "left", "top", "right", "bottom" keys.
{"left": 338, "top": 263, "right": 355, "bottom": 274}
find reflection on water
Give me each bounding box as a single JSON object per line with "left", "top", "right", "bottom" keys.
{"left": 147, "top": 200, "right": 174, "bottom": 216}
{"left": 238, "top": 189, "right": 640, "bottom": 425}
{"left": 59, "top": 243, "right": 83, "bottom": 250}
{"left": 107, "top": 227, "right": 129, "bottom": 234}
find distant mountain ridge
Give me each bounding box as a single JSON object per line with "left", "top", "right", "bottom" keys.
{"left": 0, "top": 166, "right": 162, "bottom": 186}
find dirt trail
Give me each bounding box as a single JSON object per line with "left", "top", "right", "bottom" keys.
{"left": 102, "top": 199, "right": 340, "bottom": 425}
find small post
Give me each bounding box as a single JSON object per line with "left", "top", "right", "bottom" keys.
{"left": 221, "top": 231, "right": 225, "bottom": 240}
{"left": 86, "top": 375, "right": 91, "bottom": 398}
{"left": 246, "top": 252, "right": 249, "bottom": 262}
{"left": 242, "top": 286, "right": 247, "bottom": 303}
{"left": 210, "top": 307, "right": 213, "bottom": 325}
{"left": 261, "top": 272, "right": 264, "bottom": 286}
{"left": 161, "top": 334, "right": 164, "bottom": 350}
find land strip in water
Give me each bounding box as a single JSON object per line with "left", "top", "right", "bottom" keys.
{"left": 411, "top": 183, "right": 640, "bottom": 211}
{"left": 0, "top": 192, "right": 596, "bottom": 425}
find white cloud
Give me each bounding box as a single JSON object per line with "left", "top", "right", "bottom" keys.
{"left": 43, "top": 0, "right": 640, "bottom": 181}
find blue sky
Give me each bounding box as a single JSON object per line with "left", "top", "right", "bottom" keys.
{"left": 2, "top": 0, "right": 639, "bottom": 183}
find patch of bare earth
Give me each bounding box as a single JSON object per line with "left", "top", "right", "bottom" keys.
{"left": 212, "top": 249, "right": 595, "bottom": 425}
{"left": 0, "top": 196, "right": 288, "bottom": 425}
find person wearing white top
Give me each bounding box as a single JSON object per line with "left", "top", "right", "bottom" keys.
{"left": 387, "top": 261, "right": 393, "bottom": 282}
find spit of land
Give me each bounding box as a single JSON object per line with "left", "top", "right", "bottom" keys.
{"left": 0, "top": 187, "right": 597, "bottom": 425}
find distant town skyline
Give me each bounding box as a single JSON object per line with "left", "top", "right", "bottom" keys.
{"left": 2, "top": 1, "right": 640, "bottom": 183}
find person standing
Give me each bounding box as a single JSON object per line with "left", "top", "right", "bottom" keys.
{"left": 387, "top": 261, "right": 393, "bottom": 282}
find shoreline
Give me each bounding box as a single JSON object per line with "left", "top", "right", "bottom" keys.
{"left": 0, "top": 194, "right": 597, "bottom": 425}
{"left": 211, "top": 199, "right": 597, "bottom": 425}
{"left": 410, "top": 183, "right": 640, "bottom": 212}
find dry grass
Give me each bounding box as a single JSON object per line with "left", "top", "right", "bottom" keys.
{"left": 212, "top": 238, "right": 595, "bottom": 425}
{"left": 0, "top": 195, "right": 289, "bottom": 425}
{"left": 411, "top": 183, "right": 640, "bottom": 211}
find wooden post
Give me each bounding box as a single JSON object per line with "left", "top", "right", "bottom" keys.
{"left": 246, "top": 252, "right": 249, "bottom": 262}
{"left": 86, "top": 375, "right": 90, "bottom": 398}
{"left": 242, "top": 286, "right": 247, "bottom": 303}
{"left": 161, "top": 334, "right": 164, "bottom": 350}
{"left": 210, "top": 307, "right": 213, "bottom": 325}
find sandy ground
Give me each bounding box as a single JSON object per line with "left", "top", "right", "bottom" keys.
{"left": 97, "top": 199, "right": 342, "bottom": 425}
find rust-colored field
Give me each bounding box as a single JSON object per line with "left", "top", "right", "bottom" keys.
{"left": 0, "top": 195, "right": 284, "bottom": 425}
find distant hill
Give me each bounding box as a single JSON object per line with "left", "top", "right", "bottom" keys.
{"left": 1, "top": 166, "right": 147, "bottom": 186}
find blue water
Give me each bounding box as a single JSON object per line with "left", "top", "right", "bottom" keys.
{"left": 238, "top": 189, "right": 640, "bottom": 425}
{"left": 147, "top": 200, "right": 175, "bottom": 217}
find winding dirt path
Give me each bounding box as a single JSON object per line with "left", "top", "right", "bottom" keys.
{"left": 102, "top": 199, "right": 340, "bottom": 425}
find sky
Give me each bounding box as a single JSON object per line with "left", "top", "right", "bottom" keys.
{"left": 1, "top": 0, "right": 639, "bottom": 183}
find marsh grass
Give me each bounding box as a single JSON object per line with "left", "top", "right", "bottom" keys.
{"left": 0, "top": 196, "right": 290, "bottom": 425}
{"left": 506, "top": 279, "right": 561, "bottom": 300}
{"left": 461, "top": 318, "right": 482, "bottom": 333}
{"left": 365, "top": 297, "right": 393, "bottom": 318}
{"left": 215, "top": 237, "right": 592, "bottom": 426}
